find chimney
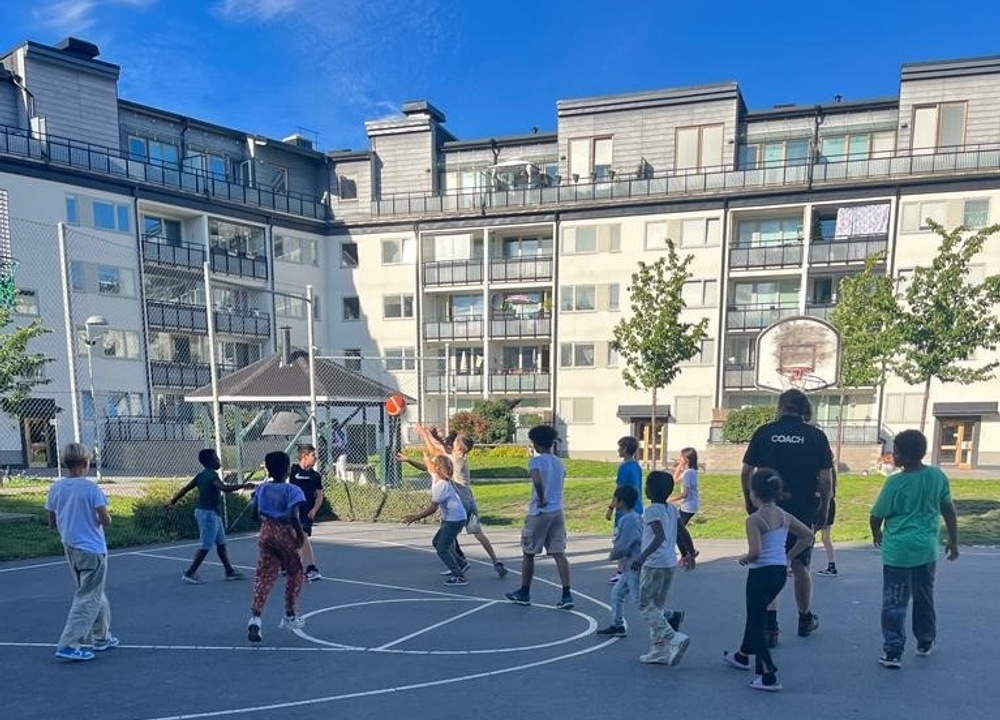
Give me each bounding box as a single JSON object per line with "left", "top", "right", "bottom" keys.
{"left": 280, "top": 326, "right": 292, "bottom": 366}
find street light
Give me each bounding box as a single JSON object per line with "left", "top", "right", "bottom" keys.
{"left": 83, "top": 314, "right": 108, "bottom": 481}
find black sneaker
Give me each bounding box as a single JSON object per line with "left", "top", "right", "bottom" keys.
{"left": 444, "top": 576, "right": 468, "bottom": 587}
{"left": 797, "top": 612, "right": 819, "bottom": 637}
{"left": 879, "top": 651, "right": 902, "bottom": 669}
{"left": 666, "top": 610, "right": 685, "bottom": 632}
{"left": 595, "top": 624, "right": 626, "bottom": 637}
{"left": 505, "top": 588, "right": 531, "bottom": 605}
{"left": 916, "top": 641, "right": 936, "bottom": 657}
{"left": 817, "top": 565, "right": 838, "bottom": 577}
{"left": 494, "top": 561, "right": 508, "bottom": 578}
{"left": 555, "top": 592, "right": 575, "bottom": 610}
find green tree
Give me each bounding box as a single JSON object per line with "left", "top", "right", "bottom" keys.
{"left": 830, "top": 253, "right": 902, "bottom": 456}
{"left": 0, "top": 303, "right": 50, "bottom": 414}
{"left": 894, "top": 222, "right": 1000, "bottom": 431}
{"left": 470, "top": 398, "right": 516, "bottom": 444}
{"left": 611, "top": 242, "right": 710, "bottom": 467}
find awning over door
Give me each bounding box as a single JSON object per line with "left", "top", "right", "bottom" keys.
{"left": 932, "top": 401, "right": 999, "bottom": 418}
{"left": 616, "top": 404, "right": 672, "bottom": 421}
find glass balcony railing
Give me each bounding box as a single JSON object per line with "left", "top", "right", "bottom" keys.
{"left": 805, "top": 303, "right": 834, "bottom": 322}
{"left": 489, "top": 312, "right": 552, "bottom": 339}
{"left": 489, "top": 255, "right": 554, "bottom": 282}
{"left": 723, "top": 364, "right": 756, "bottom": 389}
{"left": 808, "top": 234, "right": 889, "bottom": 265}
{"left": 0, "top": 125, "right": 326, "bottom": 220}
{"left": 149, "top": 360, "right": 236, "bottom": 389}
{"left": 146, "top": 300, "right": 209, "bottom": 333}
{"left": 213, "top": 307, "right": 271, "bottom": 338}
{"left": 729, "top": 242, "right": 803, "bottom": 270}
{"left": 424, "top": 316, "right": 484, "bottom": 341}
{"left": 423, "top": 259, "right": 484, "bottom": 286}
{"left": 209, "top": 247, "right": 269, "bottom": 281}
{"left": 726, "top": 304, "right": 799, "bottom": 331}
{"left": 142, "top": 237, "right": 207, "bottom": 270}
{"left": 490, "top": 371, "right": 551, "bottom": 394}
{"left": 424, "top": 374, "right": 483, "bottom": 393}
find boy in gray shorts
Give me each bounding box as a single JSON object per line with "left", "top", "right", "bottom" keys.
{"left": 504, "top": 425, "right": 574, "bottom": 609}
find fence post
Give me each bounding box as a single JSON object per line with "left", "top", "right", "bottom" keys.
{"left": 202, "top": 262, "right": 226, "bottom": 522}
{"left": 306, "top": 284, "right": 318, "bottom": 450}
{"left": 57, "top": 222, "right": 82, "bottom": 443}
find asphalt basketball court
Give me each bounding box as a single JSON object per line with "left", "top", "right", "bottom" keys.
{"left": 1, "top": 523, "right": 996, "bottom": 720}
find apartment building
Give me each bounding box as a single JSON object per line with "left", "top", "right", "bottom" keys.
{"left": 1, "top": 37, "right": 998, "bottom": 470}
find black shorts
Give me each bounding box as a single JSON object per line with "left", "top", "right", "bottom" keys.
{"left": 299, "top": 517, "right": 313, "bottom": 537}
{"left": 779, "top": 501, "right": 814, "bottom": 567}
{"left": 824, "top": 498, "right": 837, "bottom": 527}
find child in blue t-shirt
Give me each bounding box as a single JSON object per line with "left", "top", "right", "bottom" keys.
{"left": 606, "top": 436, "right": 642, "bottom": 583}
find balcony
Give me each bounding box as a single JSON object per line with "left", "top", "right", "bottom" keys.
{"left": 805, "top": 303, "right": 834, "bottom": 322}
{"left": 214, "top": 308, "right": 271, "bottom": 337}
{"left": 210, "top": 247, "right": 268, "bottom": 281}
{"left": 424, "top": 316, "right": 484, "bottom": 341}
{"left": 423, "top": 259, "right": 483, "bottom": 286}
{"left": 726, "top": 304, "right": 799, "bottom": 331}
{"left": 809, "top": 234, "right": 889, "bottom": 265}
{"left": 142, "top": 237, "right": 206, "bottom": 271}
{"left": 729, "top": 242, "right": 803, "bottom": 270}
{"left": 150, "top": 361, "right": 213, "bottom": 389}
{"left": 489, "top": 312, "right": 552, "bottom": 339}
{"left": 424, "top": 374, "right": 483, "bottom": 394}
{"left": 489, "top": 255, "right": 554, "bottom": 282}
{"left": 490, "top": 371, "right": 551, "bottom": 394}
{"left": 723, "top": 364, "right": 756, "bottom": 389}
{"left": 0, "top": 125, "right": 326, "bottom": 221}
{"left": 147, "top": 300, "right": 209, "bottom": 333}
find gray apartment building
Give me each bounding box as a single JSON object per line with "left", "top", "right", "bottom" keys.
{"left": 1, "top": 36, "right": 998, "bottom": 471}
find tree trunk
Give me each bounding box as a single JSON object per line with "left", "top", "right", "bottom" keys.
{"left": 919, "top": 377, "right": 931, "bottom": 433}
{"left": 835, "top": 390, "right": 846, "bottom": 470}
{"left": 649, "top": 387, "right": 658, "bottom": 471}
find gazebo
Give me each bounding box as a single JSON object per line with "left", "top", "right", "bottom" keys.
{"left": 184, "top": 338, "right": 414, "bottom": 486}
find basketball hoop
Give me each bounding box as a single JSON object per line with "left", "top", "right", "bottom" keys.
{"left": 755, "top": 316, "right": 841, "bottom": 394}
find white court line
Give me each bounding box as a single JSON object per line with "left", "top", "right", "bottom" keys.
{"left": 0, "top": 641, "right": 350, "bottom": 653}
{"left": 136, "top": 637, "right": 619, "bottom": 720}
{"left": 374, "top": 601, "right": 497, "bottom": 651}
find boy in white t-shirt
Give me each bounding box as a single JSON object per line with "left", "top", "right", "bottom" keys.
{"left": 504, "top": 425, "right": 574, "bottom": 610}
{"left": 634, "top": 470, "right": 697, "bottom": 666}
{"left": 404, "top": 451, "right": 469, "bottom": 586}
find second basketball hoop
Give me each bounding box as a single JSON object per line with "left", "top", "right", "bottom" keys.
{"left": 754, "top": 316, "right": 840, "bottom": 393}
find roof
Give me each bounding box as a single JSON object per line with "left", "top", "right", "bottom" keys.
{"left": 184, "top": 350, "right": 415, "bottom": 405}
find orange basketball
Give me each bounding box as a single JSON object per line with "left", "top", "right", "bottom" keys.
{"left": 385, "top": 393, "right": 407, "bottom": 417}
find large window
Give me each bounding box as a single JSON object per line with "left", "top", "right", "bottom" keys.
{"left": 682, "top": 279, "right": 719, "bottom": 307}
{"left": 275, "top": 294, "right": 308, "bottom": 318}
{"left": 209, "top": 218, "right": 266, "bottom": 256}
{"left": 900, "top": 201, "right": 946, "bottom": 233}
{"left": 680, "top": 339, "right": 715, "bottom": 366}
{"left": 128, "top": 136, "right": 179, "bottom": 168}
{"left": 911, "top": 102, "right": 966, "bottom": 152}
{"left": 382, "top": 238, "right": 415, "bottom": 265}
{"left": 559, "top": 343, "right": 595, "bottom": 368}
{"left": 70, "top": 262, "right": 136, "bottom": 296}
{"left": 183, "top": 151, "right": 228, "bottom": 179}
{"left": 733, "top": 279, "right": 800, "bottom": 307}
{"left": 274, "top": 236, "right": 319, "bottom": 265}
{"left": 560, "top": 285, "right": 596, "bottom": 312}
{"left": 963, "top": 199, "right": 990, "bottom": 228}
{"left": 820, "top": 131, "right": 895, "bottom": 162}
{"left": 143, "top": 215, "right": 182, "bottom": 244}
{"left": 383, "top": 294, "right": 415, "bottom": 319}
{"left": 502, "top": 236, "right": 552, "bottom": 258}
{"left": 739, "top": 138, "right": 810, "bottom": 169}
{"left": 559, "top": 397, "right": 594, "bottom": 423}
{"left": 736, "top": 217, "right": 803, "bottom": 247}
{"left": 681, "top": 218, "right": 721, "bottom": 247}
{"left": 676, "top": 124, "right": 724, "bottom": 171}
{"left": 562, "top": 225, "right": 619, "bottom": 254}
{"left": 885, "top": 393, "right": 924, "bottom": 423}
{"left": 568, "top": 136, "right": 613, "bottom": 181}
{"left": 675, "top": 395, "right": 713, "bottom": 424}
{"left": 78, "top": 328, "right": 141, "bottom": 359}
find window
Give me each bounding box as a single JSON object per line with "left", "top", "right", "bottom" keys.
{"left": 502, "top": 236, "right": 552, "bottom": 258}
{"left": 738, "top": 138, "right": 810, "bottom": 169}
{"left": 900, "top": 201, "right": 947, "bottom": 232}
{"left": 82, "top": 329, "right": 140, "bottom": 359}
{"left": 128, "top": 136, "right": 179, "bottom": 168}
{"left": 107, "top": 392, "right": 144, "bottom": 417}
{"left": 559, "top": 397, "right": 594, "bottom": 423}
{"left": 562, "top": 225, "right": 619, "bottom": 254}
{"left": 70, "top": 262, "right": 85, "bottom": 291}
{"left": 963, "top": 199, "right": 990, "bottom": 228}
{"left": 275, "top": 294, "right": 307, "bottom": 318}
{"left": 733, "top": 279, "right": 800, "bottom": 307}
{"left": 14, "top": 289, "right": 38, "bottom": 316}
{"left": 884, "top": 393, "right": 924, "bottom": 423}
{"left": 560, "top": 285, "right": 596, "bottom": 312}
{"left": 682, "top": 218, "right": 721, "bottom": 247}
{"left": 265, "top": 165, "right": 288, "bottom": 193}
{"left": 274, "top": 236, "right": 320, "bottom": 265}
{"left": 344, "top": 348, "right": 362, "bottom": 371}
{"left": 676, "top": 124, "right": 724, "bottom": 171}
{"left": 183, "top": 151, "right": 228, "bottom": 179}
{"left": 645, "top": 222, "right": 669, "bottom": 249}
{"left": 568, "top": 136, "right": 613, "bottom": 181}
{"left": 607, "top": 345, "right": 619, "bottom": 367}
{"left": 384, "top": 294, "right": 415, "bottom": 319}
{"left": 680, "top": 339, "right": 715, "bottom": 366}
{"left": 608, "top": 283, "right": 620, "bottom": 312}
{"left": 736, "top": 217, "right": 802, "bottom": 246}
{"left": 559, "top": 343, "right": 595, "bottom": 368}
{"left": 93, "top": 201, "right": 115, "bottom": 230}
{"left": 820, "top": 131, "right": 896, "bottom": 161}
{"left": 674, "top": 395, "right": 713, "bottom": 424}
{"left": 810, "top": 277, "right": 835, "bottom": 306}
{"left": 342, "top": 296, "right": 361, "bottom": 321}
{"left": 912, "top": 102, "right": 966, "bottom": 152}
{"left": 341, "top": 242, "right": 359, "bottom": 268}
{"left": 338, "top": 174, "right": 358, "bottom": 200}
{"left": 386, "top": 347, "right": 417, "bottom": 371}
{"left": 682, "top": 279, "right": 719, "bottom": 307}
{"left": 209, "top": 218, "right": 266, "bottom": 255}
{"left": 66, "top": 195, "right": 78, "bottom": 224}
{"left": 143, "top": 216, "right": 182, "bottom": 244}
{"left": 382, "top": 238, "right": 415, "bottom": 264}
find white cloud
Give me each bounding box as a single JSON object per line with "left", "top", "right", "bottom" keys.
{"left": 32, "top": 0, "right": 156, "bottom": 37}
{"left": 215, "top": 0, "right": 300, "bottom": 23}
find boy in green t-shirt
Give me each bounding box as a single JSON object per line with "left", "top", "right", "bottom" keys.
{"left": 870, "top": 430, "right": 959, "bottom": 669}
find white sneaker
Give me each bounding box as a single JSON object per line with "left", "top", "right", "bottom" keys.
{"left": 279, "top": 615, "right": 305, "bottom": 631}
{"left": 639, "top": 644, "right": 669, "bottom": 664}
{"left": 666, "top": 632, "right": 690, "bottom": 666}
{"left": 247, "top": 616, "right": 262, "bottom": 643}
{"left": 305, "top": 568, "right": 322, "bottom": 582}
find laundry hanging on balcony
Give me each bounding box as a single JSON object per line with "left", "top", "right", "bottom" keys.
{"left": 834, "top": 204, "right": 890, "bottom": 237}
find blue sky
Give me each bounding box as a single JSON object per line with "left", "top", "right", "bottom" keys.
{"left": 3, "top": 0, "right": 1000, "bottom": 150}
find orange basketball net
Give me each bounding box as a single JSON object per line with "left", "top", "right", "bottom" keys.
{"left": 779, "top": 366, "right": 812, "bottom": 384}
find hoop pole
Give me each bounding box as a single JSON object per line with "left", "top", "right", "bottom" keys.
{"left": 306, "top": 284, "right": 318, "bottom": 451}
{"left": 58, "top": 223, "right": 82, "bottom": 444}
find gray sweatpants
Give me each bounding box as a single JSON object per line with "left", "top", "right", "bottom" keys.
{"left": 57, "top": 545, "right": 111, "bottom": 649}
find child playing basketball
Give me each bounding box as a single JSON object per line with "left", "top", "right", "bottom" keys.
{"left": 723, "top": 469, "right": 814, "bottom": 691}
{"left": 247, "top": 451, "right": 307, "bottom": 643}
{"left": 290, "top": 444, "right": 324, "bottom": 582}
{"left": 871, "top": 430, "right": 959, "bottom": 668}
{"left": 168, "top": 448, "right": 253, "bottom": 584}
{"left": 403, "top": 451, "right": 469, "bottom": 585}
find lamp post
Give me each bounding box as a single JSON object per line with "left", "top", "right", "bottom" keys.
{"left": 83, "top": 315, "right": 108, "bottom": 481}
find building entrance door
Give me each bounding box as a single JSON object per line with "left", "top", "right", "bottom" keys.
{"left": 937, "top": 418, "right": 976, "bottom": 469}
{"left": 22, "top": 416, "right": 54, "bottom": 468}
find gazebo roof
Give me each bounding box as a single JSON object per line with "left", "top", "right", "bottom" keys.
{"left": 184, "top": 350, "right": 413, "bottom": 406}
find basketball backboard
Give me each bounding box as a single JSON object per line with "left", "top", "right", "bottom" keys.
{"left": 754, "top": 316, "right": 840, "bottom": 393}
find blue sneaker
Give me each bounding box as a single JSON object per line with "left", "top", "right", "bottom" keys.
{"left": 55, "top": 647, "right": 95, "bottom": 661}
{"left": 504, "top": 588, "right": 531, "bottom": 606}
{"left": 555, "top": 592, "right": 575, "bottom": 610}
{"left": 93, "top": 636, "right": 120, "bottom": 651}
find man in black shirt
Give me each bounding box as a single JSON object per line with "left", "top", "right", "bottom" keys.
{"left": 290, "top": 444, "right": 324, "bottom": 581}
{"left": 741, "top": 389, "right": 834, "bottom": 644}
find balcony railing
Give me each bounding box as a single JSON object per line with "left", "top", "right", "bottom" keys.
{"left": 142, "top": 237, "right": 207, "bottom": 270}
{"left": 147, "top": 300, "right": 209, "bottom": 333}
{"left": 424, "top": 316, "right": 484, "bottom": 341}
{"left": 209, "top": 247, "right": 268, "bottom": 281}
{"left": 214, "top": 308, "right": 271, "bottom": 337}
{"left": 729, "top": 241, "right": 803, "bottom": 270}
{"left": 490, "top": 371, "right": 551, "bottom": 394}
{"left": 489, "top": 312, "right": 552, "bottom": 339}
{"left": 723, "top": 364, "right": 756, "bottom": 389}
{"left": 424, "top": 374, "right": 483, "bottom": 393}
{"left": 489, "top": 255, "right": 554, "bottom": 282}
{"left": 150, "top": 361, "right": 213, "bottom": 389}
{"left": 710, "top": 421, "right": 880, "bottom": 445}
{"left": 103, "top": 417, "right": 201, "bottom": 441}
{"left": 809, "top": 234, "right": 889, "bottom": 265}
{"left": 726, "top": 305, "right": 799, "bottom": 331}
{"left": 0, "top": 125, "right": 326, "bottom": 220}
{"left": 805, "top": 303, "right": 834, "bottom": 322}
{"left": 423, "top": 259, "right": 483, "bottom": 286}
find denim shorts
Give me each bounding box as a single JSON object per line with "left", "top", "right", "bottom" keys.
{"left": 194, "top": 508, "right": 226, "bottom": 549}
